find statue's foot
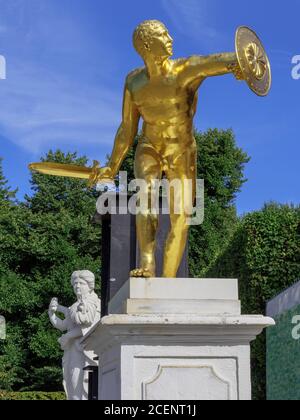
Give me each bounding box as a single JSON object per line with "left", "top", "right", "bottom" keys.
{"left": 130, "top": 268, "right": 154, "bottom": 278}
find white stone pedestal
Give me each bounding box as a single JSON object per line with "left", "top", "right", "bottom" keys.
{"left": 83, "top": 278, "right": 274, "bottom": 401}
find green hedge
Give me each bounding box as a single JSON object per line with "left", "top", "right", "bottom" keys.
{"left": 208, "top": 203, "right": 300, "bottom": 400}
{"left": 267, "top": 304, "right": 300, "bottom": 400}
{"left": 0, "top": 391, "right": 65, "bottom": 400}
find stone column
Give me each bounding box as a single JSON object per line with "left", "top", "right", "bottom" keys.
{"left": 83, "top": 278, "right": 274, "bottom": 401}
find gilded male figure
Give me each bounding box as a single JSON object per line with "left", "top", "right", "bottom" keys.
{"left": 98, "top": 20, "right": 243, "bottom": 279}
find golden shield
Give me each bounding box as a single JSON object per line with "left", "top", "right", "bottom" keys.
{"left": 236, "top": 26, "right": 271, "bottom": 96}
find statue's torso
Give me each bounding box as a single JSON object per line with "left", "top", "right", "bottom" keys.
{"left": 128, "top": 60, "right": 203, "bottom": 151}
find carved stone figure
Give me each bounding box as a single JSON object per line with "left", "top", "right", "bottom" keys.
{"left": 48, "top": 271, "right": 100, "bottom": 400}
{"left": 0, "top": 316, "right": 5, "bottom": 340}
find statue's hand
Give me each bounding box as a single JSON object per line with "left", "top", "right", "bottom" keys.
{"left": 88, "top": 164, "right": 114, "bottom": 187}
{"left": 97, "top": 167, "right": 114, "bottom": 182}
{"left": 49, "top": 298, "right": 59, "bottom": 315}
{"left": 231, "top": 63, "right": 244, "bottom": 81}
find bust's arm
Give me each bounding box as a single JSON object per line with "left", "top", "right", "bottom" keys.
{"left": 48, "top": 312, "right": 68, "bottom": 332}
{"left": 106, "top": 79, "right": 140, "bottom": 178}
{"left": 57, "top": 304, "right": 69, "bottom": 317}
{"left": 179, "top": 52, "right": 240, "bottom": 85}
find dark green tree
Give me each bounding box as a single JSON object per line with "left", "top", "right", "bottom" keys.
{"left": 0, "top": 158, "right": 23, "bottom": 390}
{"left": 0, "top": 151, "right": 101, "bottom": 391}
{"left": 190, "top": 129, "right": 250, "bottom": 276}
{"left": 208, "top": 203, "right": 300, "bottom": 400}
{"left": 0, "top": 157, "right": 16, "bottom": 204}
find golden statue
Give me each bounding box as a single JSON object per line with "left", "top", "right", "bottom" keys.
{"left": 29, "top": 22, "right": 271, "bottom": 279}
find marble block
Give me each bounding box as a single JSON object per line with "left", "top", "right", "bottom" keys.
{"left": 82, "top": 278, "right": 275, "bottom": 401}
{"left": 109, "top": 278, "right": 241, "bottom": 315}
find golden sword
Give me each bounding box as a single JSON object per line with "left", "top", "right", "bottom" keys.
{"left": 28, "top": 160, "right": 115, "bottom": 188}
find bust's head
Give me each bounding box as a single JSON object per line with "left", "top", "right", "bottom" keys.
{"left": 133, "top": 20, "right": 173, "bottom": 61}
{"left": 71, "top": 271, "right": 95, "bottom": 300}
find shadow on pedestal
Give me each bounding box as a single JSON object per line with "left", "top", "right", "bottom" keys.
{"left": 93, "top": 193, "right": 189, "bottom": 316}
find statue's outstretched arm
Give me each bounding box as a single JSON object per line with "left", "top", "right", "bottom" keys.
{"left": 106, "top": 83, "right": 140, "bottom": 178}
{"left": 57, "top": 304, "right": 69, "bottom": 317}
{"left": 49, "top": 313, "right": 68, "bottom": 332}
{"left": 180, "top": 52, "right": 241, "bottom": 84}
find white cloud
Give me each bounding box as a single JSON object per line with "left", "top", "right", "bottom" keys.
{"left": 161, "top": 0, "right": 221, "bottom": 48}
{"left": 0, "top": 0, "right": 123, "bottom": 156}
{"left": 0, "top": 61, "right": 122, "bottom": 154}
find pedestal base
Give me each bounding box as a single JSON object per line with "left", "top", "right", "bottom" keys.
{"left": 83, "top": 278, "right": 274, "bottom": 401}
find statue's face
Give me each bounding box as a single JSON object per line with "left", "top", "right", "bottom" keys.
{"left": 147, "top": 26, "right": 173, "bottom": 58}
{"left": 73, "top": 277, "right": 90, "bottom": 299}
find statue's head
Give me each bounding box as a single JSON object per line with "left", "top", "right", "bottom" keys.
{"left": 71, "top": 271, "right": 95, "bottom": 300}
{"left": 133, "top": 20, "right": 173, "bottom": 61}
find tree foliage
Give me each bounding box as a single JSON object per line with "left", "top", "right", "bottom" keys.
{"left": 0, "top": 152, "right": 101, "bottom": 391}
{"left": 190, "top": 129, "right": 250, "bottom": 276}
{"left": 0, "top": 157, "right": 17, "bottom": 205}
{"left": 0, "top": 391, "right": 65, "bottom": 400}
{"left": 208, "top": 203, "right": 300, "bottom": 399}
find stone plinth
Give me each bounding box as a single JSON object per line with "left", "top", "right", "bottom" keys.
{"left": 109, "top": 277, "right": 241, "bottom": 315}
{"left": 82, "top": 278, "right": 274, "bottom": 401}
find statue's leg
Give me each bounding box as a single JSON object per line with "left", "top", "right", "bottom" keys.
{"left": 131, "top": 144, "right": 162, "bottom": 278}
{"left": 163, "top": 146, "right": 197, "bottom": 278}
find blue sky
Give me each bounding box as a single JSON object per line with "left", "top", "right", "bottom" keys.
{"left": 0, "top": 0, "right": 299, "bottom": 214}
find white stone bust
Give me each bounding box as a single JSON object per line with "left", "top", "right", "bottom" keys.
{"left": 0, "top": 316, "right": 5, "bottom": 340}
{"left": 48, "top": 270, "right": 101, "bottom": 400}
